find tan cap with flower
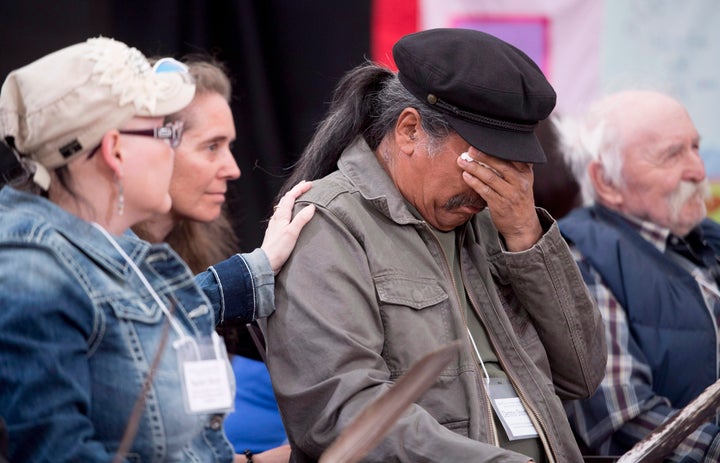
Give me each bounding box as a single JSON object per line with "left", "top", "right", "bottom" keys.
{"left": 0, "top": 37, "right": 195, "bottom": 175}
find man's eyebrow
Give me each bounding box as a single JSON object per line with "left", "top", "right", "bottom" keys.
{"left": 665, "top": 143, "right": 684, "bottom": 155}
{"left": 658, "top": 138, "right": 692, "bottom": 156}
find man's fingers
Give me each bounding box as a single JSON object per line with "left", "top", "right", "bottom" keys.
{"left": 460, "top": 152, "right": 505, "bottom": 179}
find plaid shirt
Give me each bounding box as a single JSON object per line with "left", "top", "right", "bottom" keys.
{"left": 565, "top": 214, "right": 720, "bottom": 462}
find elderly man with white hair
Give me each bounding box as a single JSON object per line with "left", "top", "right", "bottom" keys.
{"left": 557, "top": 90, "right": 720, "bottom": 462}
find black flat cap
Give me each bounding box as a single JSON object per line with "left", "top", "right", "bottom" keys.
{"left": 393, "top": 28, "right": 556, "bottom": 163}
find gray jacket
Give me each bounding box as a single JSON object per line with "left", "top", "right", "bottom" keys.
{"left": 265, "top": 139, "right": 606, "bottom": 463}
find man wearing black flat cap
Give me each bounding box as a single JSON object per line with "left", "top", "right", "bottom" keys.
{"left": 264, "top": 28, "right": 606, "bottom": 463}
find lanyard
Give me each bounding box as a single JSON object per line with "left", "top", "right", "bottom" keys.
{"left": 467, "top": 327, "right": 491, "bottom": 388}
{"left": 92, "top": 223, "right": 195, "bottom": 351}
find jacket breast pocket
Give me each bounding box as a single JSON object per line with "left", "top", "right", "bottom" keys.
{"left": 109, "top": 295, "right": 164, "bottom": 324}
{"left": 374, "top": 274, "right": 451, "bottom": 375}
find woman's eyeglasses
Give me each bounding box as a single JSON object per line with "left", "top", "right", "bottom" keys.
{"left": 119, "top": 120, "right": 184, "bottom": 148}
{"left": 86, "top": 58, "right": 189, "bottom": 158}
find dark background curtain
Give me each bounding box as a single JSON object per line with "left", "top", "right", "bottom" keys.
{"left": 1, "top": 0, "right": 371, "bottom": 248}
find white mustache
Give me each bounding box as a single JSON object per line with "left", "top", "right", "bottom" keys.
{"left": 668, "top": 179, "right": 710, "bottom": 219}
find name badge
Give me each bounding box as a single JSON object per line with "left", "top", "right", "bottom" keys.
{"left": 183, "top": 358, "right": 234, "bottom": 413}
{"left": 176, "top": 332, "right": 235, "bottom": 414}
{"left": 488, "top": 378, "right": 539, "bottom": 440}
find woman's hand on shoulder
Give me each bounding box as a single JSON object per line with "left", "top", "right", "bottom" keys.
{"left": 261, "top": 180, "right": 315, "bottom": 274}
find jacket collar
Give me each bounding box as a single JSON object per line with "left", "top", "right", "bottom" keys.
{"left": 337, "top": 137, "right": 425, "bottom": 226}
{"left": 591, "top": 203, "right": 671, "bottom": 251}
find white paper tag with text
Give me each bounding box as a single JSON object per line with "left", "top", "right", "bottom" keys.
{"left": 182, "top": 358, "right": 233, "bottom": 414}
{"left": 488, "top": 378, "right": 539, "bottom": 440}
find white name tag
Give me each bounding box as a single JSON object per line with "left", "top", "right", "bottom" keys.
{"left": 488, "top": 378, "right": 539, "bottom": 440}
{"left": 183, "top": 358, "right": 234, "bottom": 413}
{"left": 176, "top": 332, "right": 235, "bottom": 415}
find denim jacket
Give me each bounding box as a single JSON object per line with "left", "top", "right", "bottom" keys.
{"left": 0, "top": 186, "right": 274, "bottom": 462}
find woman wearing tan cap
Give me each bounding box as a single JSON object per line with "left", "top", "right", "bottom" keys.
{"left": 0, "top": 37, "right": 311, "bottom": 463}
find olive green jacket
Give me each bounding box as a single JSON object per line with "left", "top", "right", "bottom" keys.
{"left": 265, "top": 138, "right": 606, "bottom": 463}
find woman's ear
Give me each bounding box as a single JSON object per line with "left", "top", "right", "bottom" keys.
{"left": 394, "top": 108, "right": 421, "bottom": 156}
{"left": 97, "top": 131, "right": 123, "bottom": 178}
{"left": 588, "top": 161, "right": 623, "bottom": 207}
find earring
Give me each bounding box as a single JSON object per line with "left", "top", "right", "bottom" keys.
{"left": 116, "top": 177, "right": 125, "bottom": 216}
